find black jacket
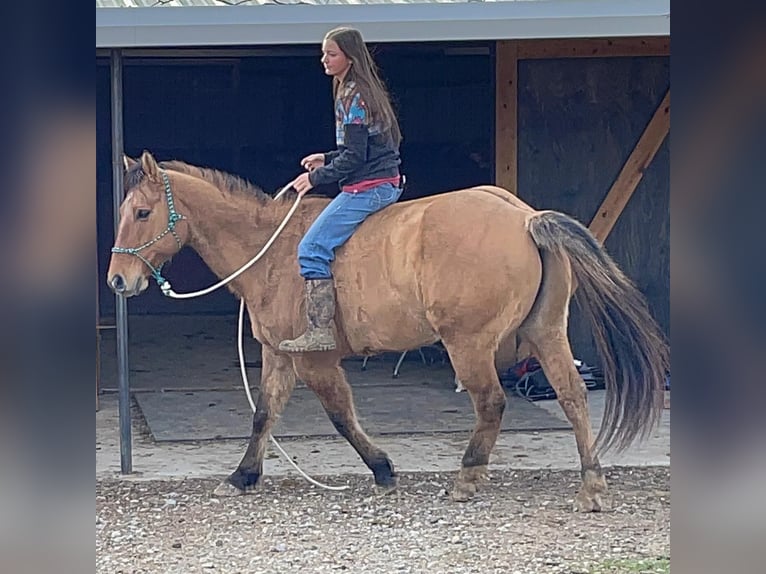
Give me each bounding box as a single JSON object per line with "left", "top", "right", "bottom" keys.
{"left": 308, "top": 82, "right": 400, "bottom": 190}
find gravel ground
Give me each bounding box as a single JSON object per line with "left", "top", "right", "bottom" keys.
{"left": 97, "top": 466, "right": 669, "bottom": 574}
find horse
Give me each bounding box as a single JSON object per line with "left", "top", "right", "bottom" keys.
{"left": 107, "top": 151, "right": 668, "bottom": 511}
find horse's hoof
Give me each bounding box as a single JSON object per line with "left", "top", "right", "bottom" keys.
{"left": 374, "top": 483, "right": 399, "bottom": 498}
{"left": 573, "top": 469, "right": 608, "bottom": 512}
{"left": 213, "top": 480, "right": 246, "bottom": 497}
{"left": 450, "top": 481, "right": 477, "bottom": 502}
{"left": 372, "top": 460, "right": 398, "bottom": 490}
{"left": 573, "top": 489, "right": 605, "bottom": 512}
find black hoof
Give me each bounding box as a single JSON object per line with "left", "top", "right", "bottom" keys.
{"left": 225, "top": 468, "right": 262, "bottom": 493}
{"left": 371, "top": 458, "right": 398, "bottom": 488}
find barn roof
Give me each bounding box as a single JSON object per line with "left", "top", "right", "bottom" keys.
{"left": 96, "top": 0, "right": 670, "bottom": 48}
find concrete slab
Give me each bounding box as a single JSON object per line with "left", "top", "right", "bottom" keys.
{"left": 133, "top": 385, "right": 571, "bottom": 442}
{"left": 97, "top": 389, "right": 670, "bottom": 482}
{"left": 96, "top": 315, "right": 669, "bottom": 484}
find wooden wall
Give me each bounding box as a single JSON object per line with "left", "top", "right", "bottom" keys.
{"left": 497, "top": 37, "right": 670, "bottom": 365}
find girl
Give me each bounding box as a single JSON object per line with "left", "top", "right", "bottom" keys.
{"left": 279, "top": 27, "right": 403, "bottom": 353}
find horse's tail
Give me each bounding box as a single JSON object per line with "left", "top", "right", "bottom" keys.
{"left": 525, "top": 210, "right": 669, "bottom": 453}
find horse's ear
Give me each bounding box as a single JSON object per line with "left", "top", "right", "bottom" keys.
{"left": 140, "top": 150, "right": 161, "bottom": 182}
{"left": 123, "top": 154, "right": 137, "bottom": 172}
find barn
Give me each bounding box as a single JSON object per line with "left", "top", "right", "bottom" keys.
{"left": 96, "top": 0, "right": 670, "bottom": 470}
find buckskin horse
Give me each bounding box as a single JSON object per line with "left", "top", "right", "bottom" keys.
{"left": 107, "top": 151, "right": 668, "bottom": 511}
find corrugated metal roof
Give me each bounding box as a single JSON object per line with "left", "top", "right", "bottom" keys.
{"left": 96, "top": 1, "right": 503, "bottom": 6}
{"left": 96, "top": 0, "right": 670, "bottom": 48}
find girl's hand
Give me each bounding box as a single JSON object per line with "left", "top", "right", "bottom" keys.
{"left": 291, "top": 172, "right": 314, "bottom": 196}
{"left": 301, "top": 153, "right": 324, "bottom": 172}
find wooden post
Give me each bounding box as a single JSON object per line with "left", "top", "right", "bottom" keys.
{"left": 589, "top": 89, "right": 670, "bottom": 243}
{"left": 495, "top": 40, "right": 518, "bottom": 194}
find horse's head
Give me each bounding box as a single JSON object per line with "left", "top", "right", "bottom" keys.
{"left": 107, "top": 150, "right": 188, "bottom": 297}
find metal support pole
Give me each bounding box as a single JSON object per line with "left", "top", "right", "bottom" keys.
{"left": 110, "top": 48, "right": 132, "bottom": 474}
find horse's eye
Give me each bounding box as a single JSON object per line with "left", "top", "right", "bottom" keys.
{"left": 136, "top": 209, "right": 151, "bottom": 221}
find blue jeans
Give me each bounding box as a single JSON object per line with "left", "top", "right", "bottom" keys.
{"left": 298, "top": 182, "right": 403, "bottom": 279}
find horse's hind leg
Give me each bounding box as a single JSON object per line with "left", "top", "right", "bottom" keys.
{"left": 525, "top": 332, "right": 607, "bottom": 511}
{"left": 440, "top": 337, "right": 507, "bottom": 501}
{"left": 293, "top": 354, "right": 398, "bottom": 490}
{"left": 519, "top": 251, "right": 607, "bottom": 512}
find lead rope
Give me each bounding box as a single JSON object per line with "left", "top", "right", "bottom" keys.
{"left": 157, "top": 183, "right": 297, "bottom": 299}
{"left": 162, "top": 181, "right": 349, "bottom": 492}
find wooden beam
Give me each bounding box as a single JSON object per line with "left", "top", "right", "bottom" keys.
{"left": 589, "top": 89, "right": 670, "bottom": 243}
{"left": 518, "top": 36, "right": 670, "bottom": 60}
{"left": 494, "top": 40, "right": 518, "bottom": 194}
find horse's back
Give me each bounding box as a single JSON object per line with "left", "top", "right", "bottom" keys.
{"left": 333, "top": 187, "right": 543, "bottom": 352}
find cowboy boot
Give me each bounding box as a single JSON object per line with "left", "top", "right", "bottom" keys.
{"left": 278, "top": 278, "right": 337, "bottom": 352}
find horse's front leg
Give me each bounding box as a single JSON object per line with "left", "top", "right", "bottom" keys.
{"left": 292, "top": 353, "right": 398, "bottom": 492}
{"left": 214, "top": 345, "right": 295, "bottom": 496}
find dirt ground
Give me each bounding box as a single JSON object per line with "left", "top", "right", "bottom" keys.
{"left": 97, "top": 467, "right": 670, "bottom": 574}
{"left": 97, "top": 387, "right": 670, "bottom": 574}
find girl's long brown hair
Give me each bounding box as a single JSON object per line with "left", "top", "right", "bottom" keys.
{"left": 325, "top": 27, "right": 402, "bottom": 146}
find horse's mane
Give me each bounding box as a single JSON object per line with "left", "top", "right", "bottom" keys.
{"left": 161, "top": 160, "right": 274, "bottom": 203}
{"left": 125, "top": 159, "right": 297, "bottom": 204}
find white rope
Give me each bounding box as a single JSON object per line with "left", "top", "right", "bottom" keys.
{"left": 159, "top": 183, "right": 298, "bottom": 299}
{"left": 238, "top": 299, "right": 349, "bottom": 491}
{"left": 273, "top": 184, "right": 291, "bottom": 201}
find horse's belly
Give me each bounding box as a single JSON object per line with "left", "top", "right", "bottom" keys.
{"left": 333, "top": 206, "right": 436, "bottom": 353}
{"left": 340, "top": 299, "right": 439, "bottom": 354}
{"left": 334, "top": 261, "right": 438, "bottom": 353}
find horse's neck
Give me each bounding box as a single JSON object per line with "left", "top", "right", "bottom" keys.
{"left": 182, "top": 188, "right": 295, "bottom": 291}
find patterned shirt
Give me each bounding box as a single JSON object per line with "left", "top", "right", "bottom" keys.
{"left": 309, "top": 80, "right": 400, "bottom": 190}
{"left": 334, "top": 81, "right": 380, "bottom": 146}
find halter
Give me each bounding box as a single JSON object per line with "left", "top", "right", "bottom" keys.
{"left": 111, "top": 170, "right": 186, "bottom": 288}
